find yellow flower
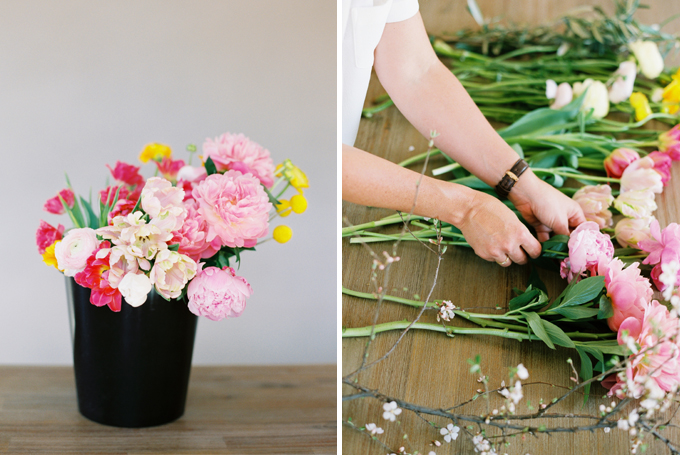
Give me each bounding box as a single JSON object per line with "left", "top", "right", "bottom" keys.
{"left": 276, "top": 159, "right": 309, "bottom": 190}
{"left": 629, "top": 92, "right": 652, "bottom": 122}
{"left": 662, "top": 78, "right": 680, "bottom": 114}
{"left": 276, "top": 199, "right": 292, "bottom": 217}
{"left": 139, "top": 143, "right": 172, "bottom": 163}
{"left": 290, "top": 194, "right": 307, "bottom": 214}
{"left": 42, "top": 241, "right": 61, "bottom": 270}
{"left": 273, "top": 225, "right": 292, "bottom": 243}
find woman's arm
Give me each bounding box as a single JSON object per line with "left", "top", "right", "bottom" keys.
{"left": 372, "top": 12, "right": 585, "bottom": 241}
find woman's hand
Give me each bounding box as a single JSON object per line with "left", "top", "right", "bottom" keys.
{"left": 455, "top": 190, "right": 542, "bottom": 266}
{"left": 508, "top": 171, "right": 586, "bottom": 242}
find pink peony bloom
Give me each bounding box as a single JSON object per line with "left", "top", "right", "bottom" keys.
{"left": 171, "top": 199, "right": 220, "bottom": 262}
{"left": 149, "top": 250, "right": 197, "bottom": 300}
{"left": 55, "top": 228, "right": 99, "bottom": 277}
{"left": 572, "top": 185, "right": 615, "bottom": 228}
{"left": 187, "top": 265, "right": 253, "bottom": 321}
{"left": 659, "top": 125, "right": 680, "bottom": 161}
{"left": 560, "top": 221, "right": 614, "bottom": 282}
{"left": 203, "top": 133, "right": 275, "bottom": 187}
{"left": 44, "top": 188, "right": 75, "bottom": 215}
{"left": 638, "top": 220, "right": 680, "bottom": 266}
{"left": 140, "top": 177, "right": 186, "bottom": 232}
{"left": 614, "top": 301, "right": 680, "bottom": 395}
{"left": 620, "top": 156, "right": 663, "bottom": 194}
{"left": 36, "top": 220, "right": 65, "bottom": 254}
{"left": 613, "top": 190, "right": 657, "bottom": 219}
{"left": 154, "top": 157, "right": 186, "bottom": 182}
{"left": 192, "top": 171, "right": 271, "bottom": 248}
{"left": 74, "top": 241, "right": 122, "bottom": 312}
{"left": 614, "top": 216, "right": 653, "bottom": 249}
{"left": 597, "top": 257, "right": 653, "bottom": 332}
{"left": 604, "top": 148, "right": 639, "bottom": 179}
{"left": 107, "top": 161, "right": 145, "bottom": 188}
{"left": 648, "top": 151, "right": 672, "bottom": 185}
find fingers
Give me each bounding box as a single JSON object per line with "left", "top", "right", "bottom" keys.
{"left": 568, "top": 202, "right": 587, "bottom": 229}
{"left": 521, "top": 231, "right": 543, "bottom": 258}
{"left": 494, "top": 254, "right": 512, "bottom": 267}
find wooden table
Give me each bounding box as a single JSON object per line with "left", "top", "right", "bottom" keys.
{"left": 342, "top": 1, "right": 680, "bottom": 454}
{"left": 0, "top": 365, "right": 336, "bottom": 454}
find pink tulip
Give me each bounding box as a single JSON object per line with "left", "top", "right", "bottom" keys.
{"left": 572, "top": 185, "right": 614, "bottom": 228}
{"left": 648, "top": 151, "right": 672, "bottom": 185}
{"left": 106, "top": 161, "right": 145, "bottom": 187}
{"left": 154, "top": 157, "right": 186, "bottom": 182}
{"left": 620, "top": 156, "right": 663, "bottom": 194}
{"left": 36, "top": 220, "right": 65, "bottom": 255}
{"left": 604, "top": 148, "right": 639, "bottom": 178}
{"left": 659, "top": 125, "right": 680, "bottom": 161}
{"left": 149, "top": 250, "right": 197, "bottom": 300}
{"left": 44, "top": 188, "right": 75, "bottom": 215}
{"left": 614, "top": 216, "right": 653, "bottom": 249}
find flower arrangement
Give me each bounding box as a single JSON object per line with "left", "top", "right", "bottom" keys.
{"left": 37, "top": 133, "right": 308, "bottom": 320}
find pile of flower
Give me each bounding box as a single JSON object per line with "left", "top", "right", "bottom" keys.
{"left": 37, "top": 133, "right": 308, "bottom": 320}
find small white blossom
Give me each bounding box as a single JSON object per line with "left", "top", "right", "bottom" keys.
{"left": 408, "top": 145, "right": 415, "bottom": 152}
{"left": 382, "top": 401, "right": 402, "bottom": 422}
{"left": 439, "top": 423, "right": 460, "bottom": 442}
{"left": 603, "top": 427, "right": 610, "bottom": 433}
{"left": 500, "top": 381, "right": 523, "bottom": 404}
{"left": 660, "top": 260, "right": 680, "bottom": 301}
{"left": 437, "top": 300, "right": 456, "bottom": 322}
{"left": 365, "top": 423, "right": 383, "bottom": 435}
{"left": 516, "top": 364, "right": 529, "bottom": 380}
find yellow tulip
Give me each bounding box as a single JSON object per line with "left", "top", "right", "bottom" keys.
{"left": 139, "top": 143, "right": 172, "bottom": 163}
{"left": 290, "top": 194, "right": 307, "bottom": 214}
{"left": 42, "top": 241, "right": 61, "bottom": 270}
{"left": 662, "top": 78, "right": 680, "bottom": 115}
{"left": 273, "top": 225, "right": 292, "bottom": 243}
{"left": 629, "top": 92, "right": 652, "bottom": 122}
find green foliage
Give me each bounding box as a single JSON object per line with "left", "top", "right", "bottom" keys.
{"left": 204, "top": 156, "right": 218, "bottom": 176}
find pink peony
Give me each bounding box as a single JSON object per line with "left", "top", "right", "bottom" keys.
{"left": 604, "top": 148, "right": 639, "bottom": 179}
{"left": 597, "top": 257, "right": 653, "bottom": 332}
{"left": 36, "top": 220, "right": 65, "bottom": 254}
{"left": 74, "top": 241, "right": 122, "bottom": 312}
{"left": 560, "top": 221, "right": 614, "bottom": 282}
{"left": 187, "top": 266, "right": 252, "bottom": 321}
{"left": 44, "top": 188, "right": 75, "bottom": 215}
{"left": 149, "top": 250, "right": 197, "bottom": 300}
{"left": 107, "top": 161, "right": 145, "bottom": 188}
{"left": 613, "top": 301, "right": 680, "bottom": 395}
{"left": 171, "top": 199, "right": 220, "bottom": 262}
{"left": 572, "top": 185, "right": 615, "bottom": 228}
{"left": 648, "top": 151, "right": 672, "bottom": 185}
{"left": 614, "top": 216, "right": 653, "bottom": 249}
{"left": 202, "top": 133, "right": 275, "bottom": 187}
{"left": 55, "top": 228, "right": 99, "bottom": 276}
{"left": 192, "top": 171, "right": 271, "bottom": 248}
{"left": 140, "top": 177, "right": 186, "bottom": 232}
{"left": 639, "top": 220, "right": 680, "bottom": 266}
{"left": 620, "top": 156, "right": 663, "bottom": 194}
{"left": 659, "top": 125, "right": 680, "bottom": 161}
{"left": 154, "top": 157, "right": 186, "bottom": 182}
{"left": 613, "top": 190, "right": 657, "bottom": 219}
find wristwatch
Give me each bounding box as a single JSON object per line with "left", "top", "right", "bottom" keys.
{"left": 495, "top": 158, "right": 529, "bottom": 199}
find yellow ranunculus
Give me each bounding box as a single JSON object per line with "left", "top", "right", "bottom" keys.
{"left": 139, "top": 143, "right": 172, "bottom": 163}
{"left": 630, "top": 92, "right": 652, "bottom": 121}
{"left": 290, "top": 194, "right": 307, "bottom": 214}
{"left": 42, "top": 241, "right": 61, "bottom": 270}
{"left": 276, "top": 159, "right": 309, "bottom": 190}
{"left": 273, "top": 225, "right": 292, "bottom": 243}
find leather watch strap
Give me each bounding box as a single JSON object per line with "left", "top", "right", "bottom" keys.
{"left": 495, "top": 159, "right": 529, "bottom": 199}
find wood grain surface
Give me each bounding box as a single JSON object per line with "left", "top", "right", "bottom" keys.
{"left": 0, "top": 365, "right": 335, "bottom": 455}
{"left": 342, "top": 1, "right": 680, "bottom": 454}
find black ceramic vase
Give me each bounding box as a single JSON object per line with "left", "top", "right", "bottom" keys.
{"left": 65, "top": 277, "right": 198, "bottom": 428}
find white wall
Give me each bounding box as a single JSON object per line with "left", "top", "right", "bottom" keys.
{"left": 0, "top": 0, "right": 337, "bottom": 365}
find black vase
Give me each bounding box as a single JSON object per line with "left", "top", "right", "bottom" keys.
{"left": 65, "top": 277, "right": 198, "bottom": 428}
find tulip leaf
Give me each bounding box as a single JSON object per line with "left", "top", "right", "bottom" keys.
{"left": 204, "top": 157, "right": 218, "bottom": 176}
{"left": 79, "top": 196, "right": 100, "bottom": 229}
{"left": 521, "top": 311, "right": 555, "bottom": 349}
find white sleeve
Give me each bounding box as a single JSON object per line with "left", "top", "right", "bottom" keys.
{"left": 386, "top": 0, "right": 419, "bottom": 23}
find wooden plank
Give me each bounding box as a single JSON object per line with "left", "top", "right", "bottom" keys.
{"left": 0, "top": 365, "right": 335, "bottom": 455}
{"left": 342, "top": 1, "right": 680, "bottom": 454}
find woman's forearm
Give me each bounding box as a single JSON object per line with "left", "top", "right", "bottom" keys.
{"left": 342, "top": 144, "right": 475, "bottom": 226}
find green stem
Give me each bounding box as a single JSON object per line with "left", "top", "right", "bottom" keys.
{"left": 397, "top": 149, "right": 442, "bottom": 167}
{"left": 342, "top": 214, "right": 425, "bottom": 236}
{"left": 342, "top": 321, "right": 537, "bottom": 341}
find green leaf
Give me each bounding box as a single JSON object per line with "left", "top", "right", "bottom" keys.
{"left": 168, "top": 243, "right": 179, "bottom": 251}
{"left": 521, "top": 312, "right": 555, "bottom": 349}
{"left": 558, "top": 276, "right": 605, "bottom": 308}
{"left": 449, "top": 175, "right": 491, "bottom": 190}
{"left": 58, "top": 194, "right": 83, "bottom": 228}
{"left": 263, "top": 185, "right": 281, "bottom": 205}
{"left": 575, "top": 340, "right": 625, "bottom": 356}
{"left": 552, "top": 306, "right": 600, "bottom": 320}
{"left": 217, "top": 250, "right": 230, "bottom": 268}
{"left": 527, "top": 266, "right": 548, "bottom": 294}
{"left": 79, "top": 196, "right": 100, "bottom": 229}
{"left": 541, "top": 320, "right": 575, "bottom": 348}
{"left": 575, "top": 346, "right": 593, "bottom": 403}
{"left": 204, "top": 156, "right": 218, "bottom": 176}
{"left": 598, "top": 295, "right": 614, "bottom": 319}
{"left": 509, "top": 288, "right": 540, "bottom": 311}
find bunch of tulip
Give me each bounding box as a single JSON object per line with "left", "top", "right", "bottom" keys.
{"left": 37, "top": 133, "right": 308, "bottom": 320}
